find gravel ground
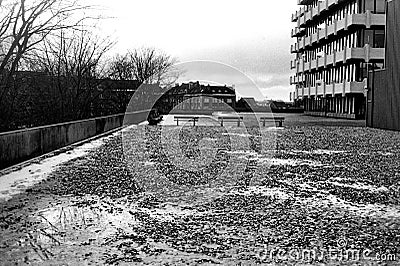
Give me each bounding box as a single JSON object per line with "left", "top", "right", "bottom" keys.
{"left": 0, "top": 114, "right": 399, "bottom": 265}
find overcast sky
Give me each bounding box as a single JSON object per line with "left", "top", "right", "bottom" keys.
{"left": 91, "top": 0, "right": 297, "bottom": 101}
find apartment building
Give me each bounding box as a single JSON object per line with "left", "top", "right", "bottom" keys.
{"left": 158, "top": 81, "right": 236, "bottom": 113}
{"left": 290, "top": 0, "right": 386, "bottom": 119}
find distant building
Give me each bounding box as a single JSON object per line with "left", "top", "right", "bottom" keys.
{"left": 270, "top": 101, "right": 304, "bottom": 113}
{"left": 367, "top": 0, "right": 400, "bottom": 130}
{"left": 290, "top": 0, "right": 386, "bottom": 119}
{"left": 160, "top": 81, "right": 236, "bottom": 113}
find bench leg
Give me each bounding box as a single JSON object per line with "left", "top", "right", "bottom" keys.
{"left": 263, "top": 119, "right": 266, "bottom": 127}
{"left": 220, "top": 118, "right": 224, "bottom": 126}
{"left": 237, "top": 119, "right": 240, "bottom": 127}
{"left": 193, "top": 119, "right": 196, "bottom": 126}
{"left": 176, "top": 119, "right": 179, "bottom": 126}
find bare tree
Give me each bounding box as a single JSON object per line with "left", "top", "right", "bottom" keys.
{"left": 108, "top": 47, "right": 179, "bottom": 87}
{"left": 108, "top": 54, "right": 135, "bottom": 81}
{"left": 0, "top": 0, "right": 92, "bottom": 130}
{"left": 129, "top": 47, "right": 179, "bottom": 87}
{"left": 29, "top": 29, "right": 114, "bottom": 121}
{"left": 0, "top": 0, "right": 89, "bottom": 76}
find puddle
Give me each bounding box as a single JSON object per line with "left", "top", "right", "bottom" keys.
{"left": 321, "top": 195, "right": 400, "bottom": 219}
{"left": 222, "top": 133, "right": 252, "bottom": 137}
{"left": 377, "top": 151, "right": 395, "bottom": 156}
{"left": 285, "top": 149, "right": 347, "bottom": 155}
{"left": 244, "top": 156, "right": 323, "bottom": 167}
{"left": 229, "top": 186, "right": 290, "bottom": 199}
{"left": 327, "top": 181, "right": 389, "bottom": 193}
{"left": 139, "top": 203, "right": 196, "bottom": 221}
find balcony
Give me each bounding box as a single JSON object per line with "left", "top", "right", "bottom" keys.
{"left": 290, "top": 60, "right": 297, "bottom": 70}
{"left": 335, "top": 45, "right": 385, "bottom": 64}
{"left": 336, "top": 12, "right": 385, "bottom": 33}
{"left": 297, "top": 10, "right": 385, "bottom": 42}
{"left": 303, "top": 45, "right": 384, "bottom": 73}
{"left": 304, "top": 35, "right": 313, "bottom": 47}
{"left": 327, "top": 0, "right": 338, "bottom": 9}
{"left": 333, "top": 80, "right": 366, "bottom": 95}
{"left": 325, "top": 53, "right": 335, "bottom": 66}
{"left": 290, "top": 75, "right": 305, "bottom": 85}
{"left": 316, "top": 81, "right": 324, "bottom": 96}
{"left": 297, "top": 80, "right": 366, "bottom": 98}
{"left": 308, "top": 12, "right": 386, "bottom": 47}
{"left": 290, "top": 43, "right": 298, "bottom": 53}
{"left": 298, "top": 37, "right": 306, "bottom": 51}
{"left": 311, "top": 4, "right": 319, "bottom": 19}
{"left": 310, "top": 86, "right": 316, "bottom": 96}
{"left": 291, "top": 11, "right": 298, "bottom": 22}
{"left": 325, "top": 84, "right": 334, "bottom": 95}
{"left": 304, "top": 87, "right": 310, "bottom": 96}
{"left": 298, "top": 0, "right": 314, "bottom": 5}
{"left": 290, "top": 75, "right": 296, "bottom": 85}
{"left": 319, "top": 0, "right": 327, "bottom": 14}
{"left": 298, "top": 0, "right": 337, "bottom": 26}
{"left": 343, "top": 80, "right": 366, "bottom": 94}
{"left": 291, "top": 27, "right": 305, "bottom": 37}
{"left": 311, "top": 31, "right": 319, "bottom": 44}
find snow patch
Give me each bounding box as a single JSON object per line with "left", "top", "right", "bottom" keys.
{"left": 0, "top": 131, "right": 120, "bottom": 201}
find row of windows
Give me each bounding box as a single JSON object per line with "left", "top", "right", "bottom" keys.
{"left": 362, "top": 0, "right": 386, "bottom": 14}
{"left": 298, "top": 29, "right": 384, "bottom": 62}
{"left": 203, "top": 98, "right": 233, "bottom": 104}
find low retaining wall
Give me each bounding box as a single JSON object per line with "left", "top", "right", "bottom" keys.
{"left": 0, "top": 110, "right": 149, "bottom": 169}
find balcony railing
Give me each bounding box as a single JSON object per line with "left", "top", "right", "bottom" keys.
{"left": 297, "top": 79, "right": 367, "bottom": 98}
{"left": 291, "top": 27, "right": 305, "bottom": 37}
{"left": 301, "top": 12, "right": 385, "bottom": 49}
{"left": 290, "top": 43, "right": 298, "bottom": 53}
{"left": 290, "top": 60, "right": 297, "bottom": 70}
{"left": 296, "top": 1, "right": 384, "bottom": 29}
{"left": 297, "top": 45, "right": 384, "bottom": 75}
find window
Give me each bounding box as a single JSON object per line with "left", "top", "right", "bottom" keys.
{"left": 376, "top": 0, "right": 385, "bottom": 13}
{"left": 364, "top": 0, "right": 374, "bottom": 12}
{"left": 374, "top": 29, "right": 385, "bottom": 48}
{"left": 363, "top": 0, "right": 386, "bottom": 13}
{"left": 363, "top": 29, "right": 374, "bottom": 46}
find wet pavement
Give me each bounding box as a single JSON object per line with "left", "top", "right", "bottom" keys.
{"left": 0, "top": 114, "right": 399, "bottom": 265}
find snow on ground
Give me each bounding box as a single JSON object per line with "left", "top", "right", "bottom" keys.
{"left": 0, "top": 131, "right": 121, "bottom": 201}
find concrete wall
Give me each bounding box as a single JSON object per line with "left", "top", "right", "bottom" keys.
{"left": 0, "top": 110, "right": 149, "bottom": 169}
{"left": 367, "top": 0, "right": 400, "bottom": 131}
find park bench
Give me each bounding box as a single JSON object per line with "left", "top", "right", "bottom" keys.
{"left": 260, "top": 116, "right": 285, "bottom": 127}
{"left": 218, "top": 116, "right": 244, "bottom": 126}
{"left": 174, "top": 116, "right": 199, "bottom": 126}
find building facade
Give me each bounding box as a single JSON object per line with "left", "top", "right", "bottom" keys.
{"left": 290, "top": 0, "right": 386, "bottom": 119}
{"left": 159, "top": 82, "right": 236, "bottom": 113}
{"left": 367, "top": 0, "right": 400, "bottom": 130}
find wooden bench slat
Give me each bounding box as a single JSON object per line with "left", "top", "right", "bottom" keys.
{"left": 217, "top": 116, "right": 243, "bottom": 126}
{"left": 259, "top": 117, "right": 285, "bottom": 127}
{"left": 174, "top": 116, "right": 199, "bottom": 126}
